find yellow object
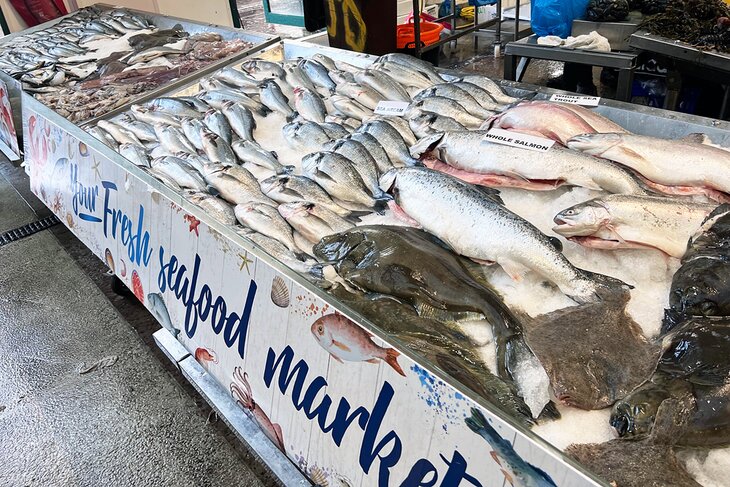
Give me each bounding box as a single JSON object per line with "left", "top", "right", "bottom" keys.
{"left": 461, "top": 5, "right": 475, "bottom": 21}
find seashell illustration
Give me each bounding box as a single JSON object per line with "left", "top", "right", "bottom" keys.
{"left": 308, "top": 466, "right": 328, "bottom": 487}
{"left": 66, "top": 212, "right": 74, "bottom": 229}
{"left": 78, "top": 141, "right": 88, "bottom": 157}
{"left": 271, "top": 276, "right": 290, "bottom": 308}
{"left": 119, "top": 258, "right": 127, "bottom": 278}
{"left": 105, "top": 248, "right": 114, "bottom": 273}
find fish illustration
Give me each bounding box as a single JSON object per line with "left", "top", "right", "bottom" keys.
{"left": 311, "top": 313, "right": 405, "bottom": 376}
{"left": 195, "top": 347, "right": 218, "bottom": 364}
{"left": 146, "top": 293, "right": 180, "bottom": 338}
{"left": 466, "top": 408, "right": 557, "bottom": 487}
{"left": 230, "top": 367, "right": 285, "bottom": 452}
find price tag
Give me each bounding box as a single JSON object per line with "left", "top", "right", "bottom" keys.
{"left": 483, "top": 128, "right": 555, "bottom": 153}
{"left": 374, "top": 101, "right": 409, "bottom": 116}
{"left": 549, "top": 93, "right": 601, "bottom": 106}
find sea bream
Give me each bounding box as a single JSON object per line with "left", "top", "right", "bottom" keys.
{"left": 278, "top": 201, "right": 354, "bottom": 244}
{"left": 410, "top": 131, "right": 647, "bottom": 194}
{"left": 380, "top": 167, "right": 623, "bottom": 303}
{"left": 568, "top": 132, "right": 730, "bottom": 201}
{"left": 553, "top": 195, "right": 717, "bottom": 258}
{"left": 485, "top": 101, "right": 598, "bottom": 144}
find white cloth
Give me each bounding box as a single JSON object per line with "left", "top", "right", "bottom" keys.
{"left": 537, "top": 31, "right": 612, "bottom": 52}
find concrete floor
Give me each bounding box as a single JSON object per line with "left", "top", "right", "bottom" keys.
{"left": 0, "top": 159, "right": 276, "bottom": 486}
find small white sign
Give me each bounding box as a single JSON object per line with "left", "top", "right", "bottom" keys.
{"left": 549, "top": 93, "right": 601, "bottom": 106}
{"left": 483, "top": 128, "right": 555, "bottom": 152}
{"left": 374, "top": 101, "right": 410, "bottom": 116}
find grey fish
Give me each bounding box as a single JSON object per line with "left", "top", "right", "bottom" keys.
{"left": 202, "top": 163, "right": 276, "bottom": 206}
{"left": 335, "top": 82, "right": 386, "bottom": 111}
{"left": 365, "top": 115, "right": 417, "bottom": 147}
{"left": 147, "top": 293, "right": 180, "bottom": 338}
{"left": 325, "top": 138, "right": 385, "bottom": 199}
{"left": 244, "top": 231, "right": 317, "bottom": 274}
{"left": 184, "top": 191, "right": 236, "bottom": 225}
{"left": 97, "top": 120, "right": 142, "bottom": 146}
{"left": 203, "top": 109, "right": 234, "bottom": 145}
{"left": 458, "top": 75, "right": 520, "bottom": 105}
{"left": 235, "top": 202, "right": 298, "bottom": 252}
{"left": 298, "top": 59, "right": 336, "bottom": 93}
{"left": 371, "top": 62, "right": 434, "bottom": 91}
{"left": 148, "top": 97, "right": 203, "bottom": 118}
{"left": 154, "top": 124, "right": 197, "bottom": 155}
{"left": 452, "top": 81, "right": 509, "bottom": 112}
{"left": 116, "top": 118, "right": 156, "bottom": 142}
{"left": 199, "top": 90, "right": 270, "bottom": 116}
{"left": 241, "top": 59, "right": 286, "bottom": 80}
{"left": 127, "top": 44, "right": 190, "bottom": 65}
{"left": 284, "top": 64, "right": 319, "bottom": 93}
{"left": 201, "top": 130, "right": 237, "bottom": 165}
{"left": 380, "top": 167, "right": 625, "bottom": 303}
{"left": 408, "top": 97, "right": 484, "bottom": 128}
{"left": 231, "top": 139, "right": 291, "bottom": 174}
{"left": 259, "top": 79, "right": 296, "bottom": 120}
{"left": 329, "top": 94, "right": 373, "bottom": 121}
{"left": 319, "top": 122, "right": 350, "bottom": 139}
{"left": 282, "top": 121, "right": 332, "bottom": 154}
{"left": 328, "top": 69, "right": 356, "bottom": 85}
{"left": 131, "top": 105, "right": 181, "bottom": 127}
{"left": 174, "top": 153, "right": 209, "bottom": 174}
{"left": 88, "top": 126, "right": 118, "bottom": 149}
{"left": 414, "top": 84, "right": 495, "bottom": 119}
{"left": 312, "top": 53, "right": 337, "bottom": 71}
{"left": 326, "top": 115, "right": 361, "bottom": 131}
{"left": 408, "top": 111, "right": 466, "bottom": 138}
{"left": 222, "top": 101, "right": 256, "bottom": 142}
{"left": 260, "top": 174, "right": 351, "bottom": 216}
{"left": 150, "top": 156, "right": 207, "bottom": 191}
{"left": 358, "top": 120, "right": 419, "bottom": 166}
{"left": 181, "top": 118, "right": 206, "bottom": 151}
{"left": 348, "top": 132, "right": 393, "bottom": 173}
{"left": 278, "top": 201, "right": 354, "bottom": 243}
{"left": 176, "top": 96, "right": 210, "bottom": 113}
{"left": 293, "top": 87, "right": 326, "bottom": 123}
{"left": 355, "top": 69, "right": 410, "bottom": 102}
{"left": 302, "top": 151, "right": 389, "bottom": 211}
{"left": 212, "top": 66, "right": 260, "bottom": 88}
{"left": 119, "top": 143, "right": 150, "bottom": 167}
{"left": 375, "top": 53, "right": 444, "bottom": 84}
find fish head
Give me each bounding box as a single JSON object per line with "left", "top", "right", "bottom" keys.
{"left": 609, "top": 381, "right": 671, "bottom": 439}
{"left": 566, "top": 133, "right": 622, "bottom": 157}
{"left": 278, "top": 201, "right": 312, "bottom": 220}
{"left": 379, "top": 169, "right": 399, "bottom": 195}
{"left": 311, "top": 316, "right": 334, "bottom": 345}
{"left": 282, "top": 121, "right": 302, "bottom": 140}
{"left": 259, "top": 175, "right": 285, "bottom": 194}
{"left": 312, "top": 229, "right": 370, "bottom": 265}
{"left": 301, "top": 152, "right": 325, "bottom": 174}
{"left": 552, "top": 201, "right": 610, "bottom": 237}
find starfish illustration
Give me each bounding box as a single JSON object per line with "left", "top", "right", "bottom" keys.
{"left": 183, "top": 214, "right": 200, "bottom": 236}
{"left": 91, "top": 158, "right": 100, "bottom": 180}
{"left": 238, "top": 252, "right": 253, "bottom": 274}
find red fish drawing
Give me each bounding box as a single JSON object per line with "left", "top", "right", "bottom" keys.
{"left": 311, "top": 313, "right": 405, "bottom": 376}
{"left": 195, "top": 347, "right": 218, "bottom": 364}
{"left": 183, "top": 214, "right": 200, "bottom": 236}
{"left": 230, "top": 367, "right": 285, "bottom": 452}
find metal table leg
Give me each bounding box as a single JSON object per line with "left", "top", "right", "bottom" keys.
{"left": 504, "top": 54, "right": 517, "bottom": 80}
{"left": 515, "top": 57, "right": 529, "bottom": 82}
{"left": 616, "top": 68, "right": 634, "bottom": 102}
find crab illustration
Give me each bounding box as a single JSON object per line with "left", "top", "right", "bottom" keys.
{"left": 230, "top": 367, "right": 285, "bottom": 452}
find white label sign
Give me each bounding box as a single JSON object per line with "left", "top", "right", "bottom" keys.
{"left": 483, "top": 128, "right": 555, "bottom": 152}
{"left": 374, "top": 100, "right": 410, "bottom": 116}
{"left": 549, "top": 93, "right": 601, "bottom": 106}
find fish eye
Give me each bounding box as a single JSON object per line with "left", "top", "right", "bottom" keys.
{"left": 317, "top": 325, "right": 324, "bottom": 334}
{"left": 564, "top": 209, "right": 575, "bottom": 216}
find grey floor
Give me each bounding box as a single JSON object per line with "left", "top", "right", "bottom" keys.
{"left": 0, "top": 159, "right": 275, "bottom": 486}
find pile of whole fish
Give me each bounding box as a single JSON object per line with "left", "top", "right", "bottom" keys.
{"left": 86, "top": 50, "right": 730, "bottom": 487}
{"left": 0, "top": 7, "right": 252, "bottom": 122}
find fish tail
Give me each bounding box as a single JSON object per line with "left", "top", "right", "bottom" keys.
{"left": 384, "top": 348, "right": 405, "bottom": 376}
{"left": 408, "top": 132, "right": 444, "bottom": 159}
{"left": 286, "top": 111, "right": 299, "bottom": 123}
{"left": 465, "top": 407, "right": 487, "bottom": 432}
{"left": 373, "top": 197, "right": 391, "bottom": 215}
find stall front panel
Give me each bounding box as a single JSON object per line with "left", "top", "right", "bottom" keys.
{"left": 22, "top": 92, "right": 602, "bottom": 487}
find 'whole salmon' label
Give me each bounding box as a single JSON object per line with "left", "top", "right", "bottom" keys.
{"left": 549, "top": 93, "right": 601, "bottom": 106}
{"left": 483, "top": 128, "right": 555, "bottom": 152}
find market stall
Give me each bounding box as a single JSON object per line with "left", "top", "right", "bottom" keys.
{"left": 7, "top": 6, "right": 730, "bottom": 485}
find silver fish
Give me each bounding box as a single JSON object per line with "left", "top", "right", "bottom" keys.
{"left": 201, "top": 130, "right": 237, "bottom": 165}
{"left": 349, "top": 132, "right": 393, "bottom": 173}
{"left": 371, "top": 62, "right": 434, "bottom": 90}
{"left": 127, "top": 44, "right": 190, "bottom": 65}
{"left": 325, "top": 138, "right": 385, "bottom": 198}
{"left": 278, "top": 201, "right": 354, "bottom": 243}
{"left": 181, "top": 118, "right": 207, "bottom": 151}
{"left": 260, "top": 174, "right": 351, "bottom": 216}
{"left": 119, "top": 143, "right": 150, "bottom": 167}
{"left": 203, "top": 109, "right": 233, "bottom": 145}
{"left": 97, "top": 120, "right": 142, "bottom": 146}
{"left": 88, "top": 126, "right": 118, "bottom": 149}
{"left": 293, "top": 87, "right": 326, "bottom": 123}
{"left": 199, "top": 90, "right": 270, "bottom": 116}
{"left": 312, "top": 53, "right": 338, "bottom": 71}
{"left": 328, "top": 69, "right": 356, "bottom": 85}
{"left": 451, "top": 81, "right": 509, "bottom": 113}
{"left": 302, "top": 151, "right": 389, "bottom": 210}
{"left": 329, "top": 94, "right": 373, "bottom": 121}
{"left": 184, "top": 191, "right": 236, "bottom": 225}
{"left": 319, "top": 122, "right": 351, "bottom": 139}
{"left": 553, "top": 195, "right": 717, "bottom": 258}
{"left": 148, "top": 97, "right": 203, "bottom": 118}
{"left": 284, "top": 64, "right": 319, "bottom": 93}
{"left": 335, "top": 82, "right": 385, "bottom": 111}
{"left": 259, "top": 79, "right": 296, "bottom": 120}
{"left": 155, "top": 124, "right": 197, "bottom": 155}
{"left": 375, "top": 53, "right": 444, "bottom": 84}
{"left": 414, "top": 84, "right": 495, "bottom": 119}
{"left": 244, "top": 231, "right": 317, "bottom": 274}
{"left": 358, "top": 120, "right": 419, "bottom": 167}
{"left": 174, "top": 153, "right": 210, "bottom": 174}
{"left": 282, "top": 121, "right": 332, "bottom": 154}
{"left": 241, "top": 59, "right": 286, "bottom": 80}
{"left": 408, "top": 111, "right": 466, "bottom": 138}
{"left": 408, "top": 97, "right": 484, "bottom": 128}
{"left": 380, "top": 167, "right": 621, "bottom": 303}
{"left": 212, "top": 66, "right": 260, "bottom": 88}
{"left": 458, "top": 75, "right": 519, "bottom": 105}
{"left": 298, "top": 59, "right": 336, "bottom": 93}
{"left": 355, "top": 69, "right": 410, "bottom": 102}
{"left": 232, "top": 139, "right": 291, "bottom": 174}
{"left": 235, "top": 202, "right": 299, "bottom": 253}
{"left": 116, "top": 118, "right": 156, "bottom": 142}
{"left": 202, "top": 163, "right": 276, "bottom": 206}
{"left": 131, "top": 105, "right": 181, "bottom": 127}
{"left": 365, "top": 115, "right": 417, "bottom": 147}
{"left": 222, "top": 101, "right": 256, "bottom": 142}
{"left": 150, "top": 156, "right": 207, "bottom": 191}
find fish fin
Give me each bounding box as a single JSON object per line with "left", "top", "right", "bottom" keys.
{"left": 332, "top": 339, "right": 351, "bottom": 352}
{"left": 618, "top": 146, "right": 646, "bottom": 162}
{"left": 276, "top": 165, "right": 295, "bottom": 175}
{"left": 365, "top": 358, "right": 379, "bottom": 364}
{"left": 272, "top": 423, "right": 285, "bottom": 451}
{"left": 474, "top": 185, "right": 504, "bottom": 205}
{"left": 373, "top": 198, "right": 391, "bottom": 215}
{"left": 471, "top": 257, "right": 496, "bottom": 265}
{"left": 409, "top": 132, "right": 444, "bottom": 158}
{"left": 501, "top": 469, "right": 514, "bottom": 486}
{"left": 286, "top": 111, "right": 298, "bottom": 123}
{"left": 548, "top": 236, "right": 563, "bottom": 252}
{"left": 500, "top": 258, "right": 529, "bottom": 281}
{"left": 206, "top": 185, "right": 221, "bottom": 197}
{"left": 490, "top": 451, "right": 502, "bottom": 466}
{"left": 384, "top": 348, "right": 406, "bottom": 376}
{"left": 270, "top": 150, "right": 279, "bottom": 159}
{"left": 329, "top": 352, "right": 344, "bottom": 363}
{"left": 537, "top": 401, "right": 562, "bottom": 422}
{"left": 682, "top": 133, "right": 711, "bottom": 145}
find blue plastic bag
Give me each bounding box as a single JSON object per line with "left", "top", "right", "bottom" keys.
{"left": 531, "top": 0, "right": 589, "bottom": 38}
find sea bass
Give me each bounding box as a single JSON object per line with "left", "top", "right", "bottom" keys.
{"left": 235, "top": 202, "right": 299, "bottom": 253}
{"left": 310, "top": 313, "right": 405, "bottom": 376}
{"left": 568, "top": 132, "right": 730, "bottom": 201}
{"left": 411, "top": 131, "right": 647, "bottom": 194}
{"left": 380, "top": 167, "right": 622, "bottom": 303}
{"left": 278, "top": 201, "right": 354, "bottom": 243}
{"left": 553, "top": 195, "right": 717, "bottom": 258}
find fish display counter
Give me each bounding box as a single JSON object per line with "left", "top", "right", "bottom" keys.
{"left": 0, "top": 4, "right": 279, "bottom": 157}
{"left": 22, "top": 36, "right": 730, "bottom": 487}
